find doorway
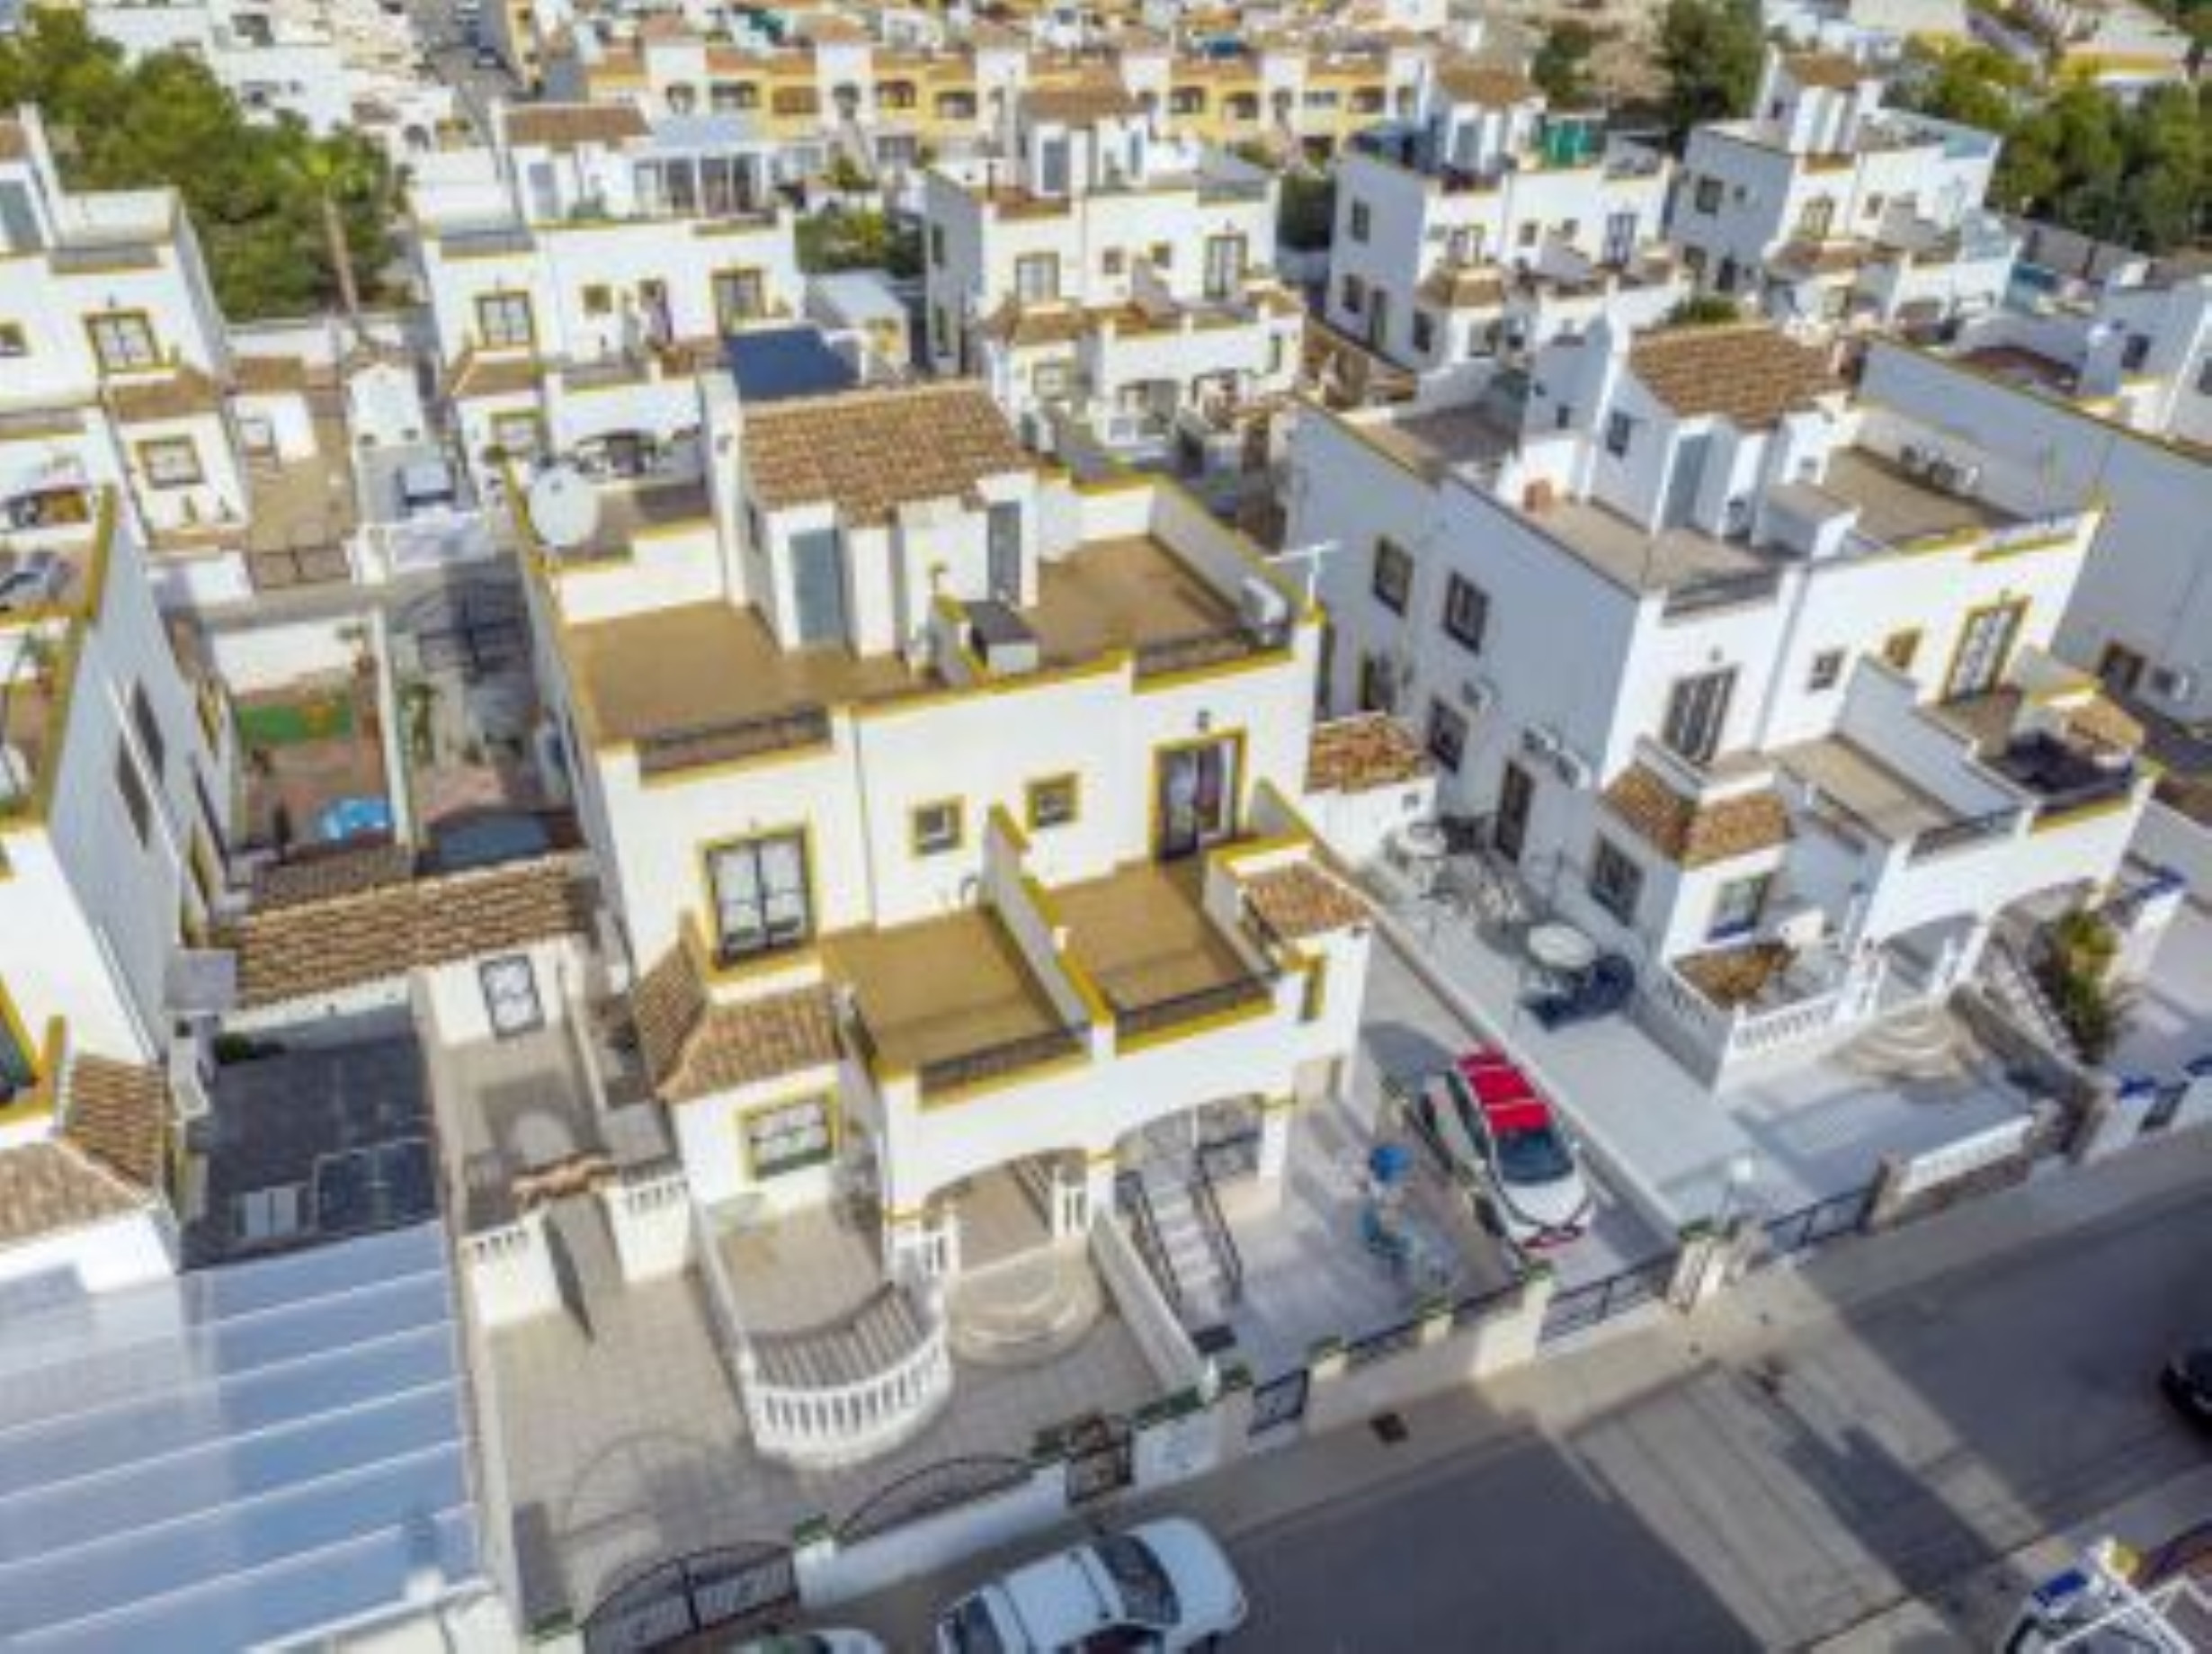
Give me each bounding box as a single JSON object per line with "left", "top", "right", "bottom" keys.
{"left": 1494, "top": 760, "right": 1536, "bottom": 863}
{"left": 1155, "top": 736, "right": 1239, "bottom": 861}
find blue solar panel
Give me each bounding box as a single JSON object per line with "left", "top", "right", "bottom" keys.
{"left": 0, "top": 1225, "right": 482, "bottom": 1651}
{"left": 726, "top": 326, "right": 859, "bottom": 404}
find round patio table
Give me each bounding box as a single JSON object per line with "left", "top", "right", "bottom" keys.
{"left": 1526, "top": 921, "right": 1598, "bottom": 979}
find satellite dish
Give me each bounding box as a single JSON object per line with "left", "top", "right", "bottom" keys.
{"left": 527, "top": 464, "right": 600, "bottom": 551}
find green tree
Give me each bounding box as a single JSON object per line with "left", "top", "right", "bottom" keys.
{"left": 1276, "top": 170, "right": 1335, "bottom": 253}
{"left": 1657, "top": 0, "right": 1764, "bottom": 142}
{"left": 0, "top": 13, "right": 397, "bottom": 319}
{"left": 1531, "top": 22, "right": 1599, "bottom": 108}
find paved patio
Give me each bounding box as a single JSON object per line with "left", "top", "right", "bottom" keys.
{"left": 2110, "top": 898, "right": 2212, "bottom": 1082}
{"left": 1054, "top": 860, "right": 1254, "bottom": 1011}
{"left": 1374, "top": 890, "right": 2037, "bottom": 1231}
{"left": 824, "top": 909, "right": 1066, "bottom": 1075}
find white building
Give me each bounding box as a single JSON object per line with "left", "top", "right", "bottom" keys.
{"left": 1320, "top": 58, "right": 1682, "bottom": 379}
{"left": 2015, "top": 0, "right": 2195, "bottom": 93}
{"left": 1862, "top": 337, "right": 2212, "bottom": 734}
{"left": 1, "top": 490, "right": 236, "bottom": 1292}
{"left": 1764, "top": 0, "right": 1972, "bottom": 62}
{"left": 409, "top": 99, "right": 803, "bottom": 506}
{"left": 520, "top": 373, "right": 1371, "bottom": 1460}
{"left": 1668, "top": 49, "right": 2015, "bottom": 331}
{"left": 1286, "top": 317, "right": 2154, "bottom": 1081}
{"left": 920, "top": 81, "right": 1303, "bottom": 469}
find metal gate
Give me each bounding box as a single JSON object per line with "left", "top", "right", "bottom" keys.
{"left": 1757, "top": 1183, "right": 1874, "bottom": 1265}
{"left": 1060, "top": 1412, "right": 1134, "bottom": 1505}
{"left": 581, "top": 1542, "right": 797, "bottom": 1653}
{"left": 1248, "top": 1368, "right": 1310, "bottom": 1437}
{"left": 1539, "top": 1250, "right": 1678, "bottom": 1345}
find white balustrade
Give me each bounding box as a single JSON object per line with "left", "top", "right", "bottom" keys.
{"left": 738, "top": 1301, "right": 954, "bottom": 1471}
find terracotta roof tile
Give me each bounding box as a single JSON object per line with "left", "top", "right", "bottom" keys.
{"left": 743, "top": 382, "right": 1031, "bottom": 525}
{"left": 253, "top": 843, "right": 415, "bottom": 910}
{"left": 62, "top": 1055, "right": 171, "bottom": 1193}
{"left": 504, "top": 102, "right": 650, "bottom": 149}
{"left": 632, "top": 946, "right": 842, "bottom": 1103}
{"left": 1602, "top": 763, "right": 1791, "bottom": 868}
{"left": 1307, "top": 714, "right": 1433, "bottom": 793}
{"left": 450, "top": 353, "right": 541, "bottom": 401}
{"left": 1785, "top": 51, "right": 1871, "bottom": 91}
{"left": 0, "top": 1140, "right": 146, "bottom": 1250}
{"left": 108, "top": 367, "right": 223, "bottom": 425}
{"left": 1628, "top": 324, "right": 1842, "bottom": 430}
{"left": 1243, "top": 862, "right": 1368, "bottom": 941}
{"left": 1026, "top": 76, "right": 1139, "bottom": 123}
{"left": 1434, "top": 58, "right": 1537, "bottom": 108}
{"left": 222, "top": 857, "right": 593, "bottom": 1010}
{"left": 1418, "top": 265, "right": 1507, "bottom": 309}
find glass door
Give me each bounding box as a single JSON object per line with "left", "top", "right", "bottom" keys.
{"left": 1944, "top": 602, "right": 2026, "bottom": 702}
{"left": 1494, "top": 761, "right": 1536, "bottom": 864}
{"left": 1155, "top": 738, "right": 1238, "bottom": 861}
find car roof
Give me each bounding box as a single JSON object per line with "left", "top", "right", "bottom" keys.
{"left": 1455, "top": 1051, "right": 1553, "bottom": 1131}
{"left": 999, "top": 1548, "right": 1120, "bottom": 1643}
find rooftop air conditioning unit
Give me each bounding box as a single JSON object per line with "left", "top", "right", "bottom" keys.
{"left": 963, "top": 600, "right": 1040, "bottom": 675}
{"left": 1899, "top": 443, "right": 1934, "bottom": 478}
{"left": 1521, "top": 724, "right": 1562, "bottom": 760}
{"left": 1237, "top": 575, "right": 1291, "bottom": 642}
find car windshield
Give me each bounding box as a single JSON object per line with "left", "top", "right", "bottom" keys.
{"left": 1093, "top": 1533, "right": 1179, "bottom": 1628}
{"left": 1493, "top": 1118, "right": 1574, "bottom": 1185}
{"left": 939, "top": 1594, "right": 1009, "bottom": 1654}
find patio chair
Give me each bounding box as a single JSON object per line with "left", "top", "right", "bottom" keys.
{"left": 1523, "top": 952, "right": 1637, "bottom": 1032}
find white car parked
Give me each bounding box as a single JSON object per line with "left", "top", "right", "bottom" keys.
{"left": 730, "top": 1632, "right": 884, "bottom": 1654}
{"left": 934, "top": 1518, "right": 1248, "bottom": 1651}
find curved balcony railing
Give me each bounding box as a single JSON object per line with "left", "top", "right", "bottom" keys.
{"left": 736, "top": 1279, "right": 953, "bottom": 1471}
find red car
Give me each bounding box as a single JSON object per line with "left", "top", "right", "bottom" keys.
{"left": 1418, "top": 1049, "right": 1592, "bottom": 1250}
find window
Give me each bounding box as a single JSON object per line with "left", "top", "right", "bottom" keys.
{"left": 1349, "top": 200, "right": 1371, "bottom": 243}
{"left": 136, "top": 438, "right": 202, "bottom": 489}
{"left": 474, "top": 291, "right": 535, "bottom": 350}
{"left": 129, "top": 683, "right": 166, "bottom": 779}
{"left": 744, "top": 1095, "right": 834, "bottom": 1179}
{"left": 1033, "top": 360, "right": 1071, "bottom": 399}
{"left": 0, "top": 322, "right": 24, "bottom": 357}
{"left": 928, "top": 224, "right": 945, "bottom": 266}
{"left": 1796, "top": 196, "right": 1834, "bottom": 242}
{"left": 0, "top": 985, "right": 35, "bottom": 1101}
{"left": 1013, "top": 252, "right": 1060, "bottom": 302}
{"left": 1147, "top": 242, "right": 1173, "bottom": 271}
{"left": 114, "top": 741, "right": 153, "bottom": 847}
{"left": 1357, "top": 650, "right": 1396, "bottom": 713}
{"left": 86, "top": 310, "right": 159, "bottom": 372}
{"left": 1412, "top": 310, "right": 1436, "bottom": 355}
{"left": 1202, "top": 233, "right": 1246, "bottom": 300}
{"left": 1661, "top": 667, "right": 1736, "bottom": 765}
{"left": 2122, "top": 333, "right": 2152, "bottom": 373}
{"left": 1517, "top": 220, "right": 1539, "bottom": 249}
{"left": 1340, "top": 273, "right": 1365, "bottom": 316}
{"left": 582, "top": 282, "right": 613, "bottom": 317}
{"left": 911, "top": 799, "right": 963, "bottom": 856}
{"left": 1881, "top": 629, "right": 1922, "bottom": 673}
{"left": 1708, "top": 873, "right": 1770, "bottom": 942}
{"left": 1426, "top": 698, "right": 1468, "bottom": 772}
{"left": 1588, "top": 838, "right": 1644, "bottom": 925}
{"left": 1102, "top": 247, "right": 1125, "bottom": 277}
{"left": 1027, "top": 773, "right": 1079, "bottom": 830}
{"left": 2196, "top": 353, "right": 2212, "bottom": 396}
{"left": 1693, "top": 176, "right": 1722, "bottom": 216}
{"left": 712, "top": 266, "right": 767, "bottom": 328}
{"left": 1944, "top": 600, "right": 2027, "bottom": 702}
{"left": 491, "top": 410, "right": 545, "bottom": 460}
{"left": 1604, "top": 412, "right": 1634, "bottom": 458}
{"left": 1370, "top": 536, "right": 1413, "bottom": 613}
{"left": 1441, "top": 572, "right": 1488, "bottom": 652}
{"left": 1806, "top": 648, "right": 1846, "bottom": 692}
{"left": 479, "top": 955, "right": 544, "bottom": 1036}
{"left": 707, "top": 830, "right": 812, "bottom": 964}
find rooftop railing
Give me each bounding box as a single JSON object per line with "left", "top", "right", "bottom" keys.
{"left": 915, "top": 1024, "right": 1087, "bottom": 1098}
{"left": 634, "top": 703, "right": 833, "bottom": 776}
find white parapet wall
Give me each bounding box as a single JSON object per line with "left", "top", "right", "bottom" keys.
{"left": 459, "top": 1209, "right": 564, "bottom": 1328}
{"left": 601, "top": 1165, "right": 696, "bottom": 1283}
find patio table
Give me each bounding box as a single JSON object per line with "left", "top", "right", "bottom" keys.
{"left": 1527, "top": 921, "right": 1598, "bottom": 981}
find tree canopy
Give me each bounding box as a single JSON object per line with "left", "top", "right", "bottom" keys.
{"left": 0, "top": 12, "right": 396, "bottom": 320}
{"left": 1899, "top": 45, "right": 2210, "bottom": 255}
{"left": 795, "top": 205, "right": 922, "bottom": 278}
{"left": 1531, "top": 22, "right": 1599, "bottom": 109}
{"left": 1656, "top": 0, "right": 1764, "bottom": 142}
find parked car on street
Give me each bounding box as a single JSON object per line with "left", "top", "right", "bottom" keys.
{"left": 1417, "top": 1049, "right": 1592, "bottom": 1250}
{"left": 2160, "top": 1343, "right": 2212, "bottom": 1427}
{"left": 934, "top": 1518, "right": 1247, "bottom": 1652}
{"left": 729, "top": 1632, "right": 884, "bottom": 1654}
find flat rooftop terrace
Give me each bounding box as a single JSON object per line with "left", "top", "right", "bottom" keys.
{"left": 824, "top": 908, "right": 1067, "bottom": 1079}
{"left": 1052, "top": 860, "right": 1256, "bottom": 1015}
{"left": 1030, "top": 533, "right": 1244, "bottom": 667}
{"left": 1776, "top": 734, "right": 1961, "bottom": 841}
{"left": 1526, "top": 496, "right": 1779, "bottom": 594}
{"left": 1822, "top": 448, "right": 2015, "bottom": 546}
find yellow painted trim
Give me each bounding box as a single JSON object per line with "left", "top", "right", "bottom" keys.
{"left": 1972, "top": 532, "right": 2080, "bottom": 564}
{"left": 1148, "top": 727, "right": 1249, "bottom": 863}
{"left": 917, "top": 1046, "right": 1093, "bottom": 1109}
{"left": 1113, "top": 991, "right": 1275, "bottom": 1055}
{"left": 1940, "top": 595, "right": 2029, "bottom": 703}
{"left": 470, "top": 289, "right": 539, "bottom": 353}
{"left": 695, "top": 821, "right": 818, "bottom": 970}
{"left": 909, "top": 796, "right": 966, "bottom": 858}
{"left": 1024, "top": 772, "right": 1080, "bottom": 833}
{"left": 83, "top": 308, "right": 160, "bottom": 375}
{"left": 1135, "top": 644, "right": 1297, "bottom": 693}
{"left": 0, "top": 1014, "right": 62, "bottom": 1131}
{"left": 2029, "top": 793, "right": 2138, "bottom": 835}
{"left": 734, "top": 1089, "right": 839, "bottom": 1182}
{"left": 1302, "top": 952, "right": 1330, "bottom": 1024}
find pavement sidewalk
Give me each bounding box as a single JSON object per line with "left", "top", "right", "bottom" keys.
{"left": 831, "top": 1124, "right": 2212, "bottom": 1642}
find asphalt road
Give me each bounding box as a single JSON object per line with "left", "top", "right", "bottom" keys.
{"left": 1231, "top": 1180, "right": 2212, "bottom": 1652}
{"left": 843, "top": 1155, "right": 2212, "bottom": 1650}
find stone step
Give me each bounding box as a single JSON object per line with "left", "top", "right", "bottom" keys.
{"left": 949, "top": 1247, "right": 1103, "bottom": 1367}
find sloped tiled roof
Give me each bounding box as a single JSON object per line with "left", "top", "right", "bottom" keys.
{"left": 504, "top": 102, "right": 649, "bottom": 149}
{"left": 632, "top": 946, "right": 842, "bottom": 1103}
{"left": 743, "top": 382, "right": 1032, "bottom": 525}
{"left": 1628, "top": 324, "right": 1842, "bottom": 430}
{"left": 253, "top": 843, "right": 415, "bottom": 910}
{"left": 0, "top": 1142, "right": 146, "bottom": 1250}
{"left": 1418, "top": 265, "right": 1507, "bottom": 309}
{"left": 1026, "top": 76, "right": 1139, "bottom": 123}
{"left": 1243, "top": 863, "right": 1368, "bottom": 941}
{"left": 1602, "top": 763, "right": 1791, "bottom": 868}
{"left": 1434, "top": 58, "right": 1537, "bottom": 108}
{"left": 1307, "top": 714, "right": 1432, "bottom": 794}
{"left": 223, "top": 858, "right": 593, "bottom": 1010}
{"left": 1785, "top": 51, "right": 1871, "bottom": 90}
{"left": 63, "top": 1055, "right": 171, "bottom": 1193}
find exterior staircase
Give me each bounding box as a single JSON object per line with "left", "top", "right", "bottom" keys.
{"left": 1981, "top": 936, "right": 2085, "bottom": 1064}
{"left": 749, "top": 1283, "right": 931, "bottom": 1390}
{"left": 947, "top": 1245, "right": 1102, "bottom": 1366}
{"left": 1140, "top": 1175, "right": 1235, "bottom": 1332}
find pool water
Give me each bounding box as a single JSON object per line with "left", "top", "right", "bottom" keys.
{"left": 317, "top": 795, "right": 395, "bottom": 842}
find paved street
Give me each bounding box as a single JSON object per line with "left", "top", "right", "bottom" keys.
{"left": 838, "top": 1133, "right": 2212, "bottom": 1650}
